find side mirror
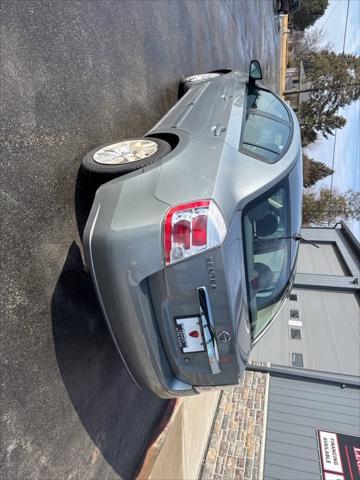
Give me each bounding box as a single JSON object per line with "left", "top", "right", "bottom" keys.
{"left": 249, "top": 60, "right": 263, "bottom": 81}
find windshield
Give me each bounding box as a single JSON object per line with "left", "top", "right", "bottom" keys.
{"left": 243, "top": 179, "right": 292, "bottom": 339}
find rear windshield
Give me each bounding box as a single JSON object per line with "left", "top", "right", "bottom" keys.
{"left": 242, "top": 179, "right": 292, "bottom": 339}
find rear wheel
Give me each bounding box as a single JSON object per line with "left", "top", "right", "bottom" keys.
{"left": 82, "top": 137, "right": 171, "bottom": 177}
{"left": 178, "top": 72, "right": 222, "bottom": 98}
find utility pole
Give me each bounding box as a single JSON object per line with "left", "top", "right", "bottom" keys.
{"left": 284, "top": 87, "right": 321, "bottom": 95}
{"left": 283, "top": 82, "right": 360, "bottom": 96}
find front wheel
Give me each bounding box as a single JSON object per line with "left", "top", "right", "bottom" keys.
{"left": 82, "top": 137, "right": 171, "bottom": 177}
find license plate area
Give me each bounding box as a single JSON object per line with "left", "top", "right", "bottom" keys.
{"left": 174, "top": 316, "right": 205, "bottom": 353}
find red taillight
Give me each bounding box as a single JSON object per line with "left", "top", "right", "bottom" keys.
{"left": 192, "top": 215, "right": 207, "bottom": 246}
{"left": 173, "top": 220, "right": 191, "bottom": 250}
{"left": 163, "top": 200, "right": 227, "bottom": 265}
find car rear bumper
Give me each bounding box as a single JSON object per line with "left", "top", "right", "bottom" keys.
{"left": 83, "top": 172, "right": 197, "bottom": 398}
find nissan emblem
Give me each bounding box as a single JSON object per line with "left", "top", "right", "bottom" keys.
{"left": 218, "top": 331, "right": 231, "bottom": 343}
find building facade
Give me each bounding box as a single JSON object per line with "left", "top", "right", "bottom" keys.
{"left": 201, "top": 223, "right": 359, "bottom": 480}
{"left": 262, "top": 369, "right": 360, "bottom": 480}
{"left": 250, "top": 222, "right": 360, "bottom": 377}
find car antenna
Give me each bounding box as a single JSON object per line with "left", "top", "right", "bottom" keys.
{"left": 277, "top": 233, "right": 320, "bottom": 248}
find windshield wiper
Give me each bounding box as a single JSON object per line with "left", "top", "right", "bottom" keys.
{"left": 277, "top": 233, "right": 319, "bottom": 248}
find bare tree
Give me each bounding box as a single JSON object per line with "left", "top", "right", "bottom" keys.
{"left": 289, "top": 27, "right": 333, "bottom": 65}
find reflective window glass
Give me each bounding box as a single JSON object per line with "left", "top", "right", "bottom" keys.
{"left": 243, "top": 184, "right": 291, "bottom": 338}
{"left": 246, "top": 87, "right": 289, "bottom": 121}
{"left": 242, "top": 113, "right": 290, "bottom": 161}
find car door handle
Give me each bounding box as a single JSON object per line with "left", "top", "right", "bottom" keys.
{"left": 197, "top": 287, "right": 221, "bottom": 375}
{"left": 213, "top": 123, "right": 226, "bottom": 136}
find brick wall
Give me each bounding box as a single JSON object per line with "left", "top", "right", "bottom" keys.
{"left": 200, "top": 371, "right": 269, "bottom": 480}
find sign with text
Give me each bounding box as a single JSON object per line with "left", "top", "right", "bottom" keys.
{"left": 317, "top": 430, "right": 360, "bottom": 480}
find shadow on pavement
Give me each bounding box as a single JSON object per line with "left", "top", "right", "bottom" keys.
{"left": 74, "top": 165, "right": 108, "bottom": 240}
{"left": 51, "top": 168, "right": 168, "bottom": 479}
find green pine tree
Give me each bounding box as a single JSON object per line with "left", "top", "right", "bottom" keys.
{"left": 298, "top": 50, "right": 360, "bottom": 145}
{"left": 303, "top": 155, "right": 334, "bottom": 188}
{"left": 302, "top": 188, "right": 360, "bottom": 226}
{"left": 304, "top": 51, "right": 360, "bottom": 110}
{"left": 290, "top": 0, "right": 329, "bottom": 31}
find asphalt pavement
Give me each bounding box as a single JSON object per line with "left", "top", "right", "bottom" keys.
{"left": 0, "top": 1, "right": 279, "bottom": 478}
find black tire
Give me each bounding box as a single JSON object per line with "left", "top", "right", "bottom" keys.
{"left": 178, "top": 76, "right": 189, "bottom": 99}
{"left": 82, "top": 137, "right": 171, "bottom": 177}
{"left": 279, "top": 0, "right": 290, "bottom": 13}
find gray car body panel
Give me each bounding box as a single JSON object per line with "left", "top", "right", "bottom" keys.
{"left": 148, "top": 212, "right": 251, "bottom": 388}
{"left": 83, "top": 70, "right": 302, "bottom": 398}
{"left": 83, "top": 166, "right": 195, "bottom": 398}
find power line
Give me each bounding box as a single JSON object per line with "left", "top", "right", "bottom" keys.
{"left": 353, "top": 130, "right": 359, "bottom": 190}
{"left": 322, "top": 0, "right": 343, "bottom": 29}
{"left": 327, "top": 0, "right": 351, "bottom": 225}
{"left": 352, "top": 107, "right": 360, "bottom": 191}
{"left": 341, "top": 0, "right": 351, "bottom": 53}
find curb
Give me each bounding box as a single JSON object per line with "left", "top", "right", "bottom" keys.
{"left": 136, "top": 399, "right": 182, "bottom": 479}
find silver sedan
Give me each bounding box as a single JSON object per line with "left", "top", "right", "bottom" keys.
{"left": 82, "top": 61, "right": 302, "bottom": 398}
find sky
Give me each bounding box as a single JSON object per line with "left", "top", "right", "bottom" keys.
{"left": 305, "top": 0, "right": 360, "bottom": 239}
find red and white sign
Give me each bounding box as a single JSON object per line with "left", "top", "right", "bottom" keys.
{"left": 175, "top": 316, "right": 205, "bottom": 353}
{"left": 317, "top": 430, "right": 360, "bottom": 480}
{"left": 323, "top": 473, "right": 344, "bottom": 480}
{"left": 319, "top": 431, "right": 343, "bottom": 474}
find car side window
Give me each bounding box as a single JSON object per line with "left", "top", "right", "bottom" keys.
{"left": 242, "top": 114, "right": 290, "bottom": 162}
{"left": 246, "top": 88, "right": 290, "bottom": 122}
{"left": 241, "top": 86, "right": 292, "bottom": 163}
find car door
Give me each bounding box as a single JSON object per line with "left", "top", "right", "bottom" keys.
{"left": 151, "top": 73, "right": 238, "bottom": 140}
{"left": 178, "top": 73, "right": 237, "bottom": 139}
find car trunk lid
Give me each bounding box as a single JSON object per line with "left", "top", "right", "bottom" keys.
{"left": 148, "top": 212, "right": 251, "bottom": 387}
